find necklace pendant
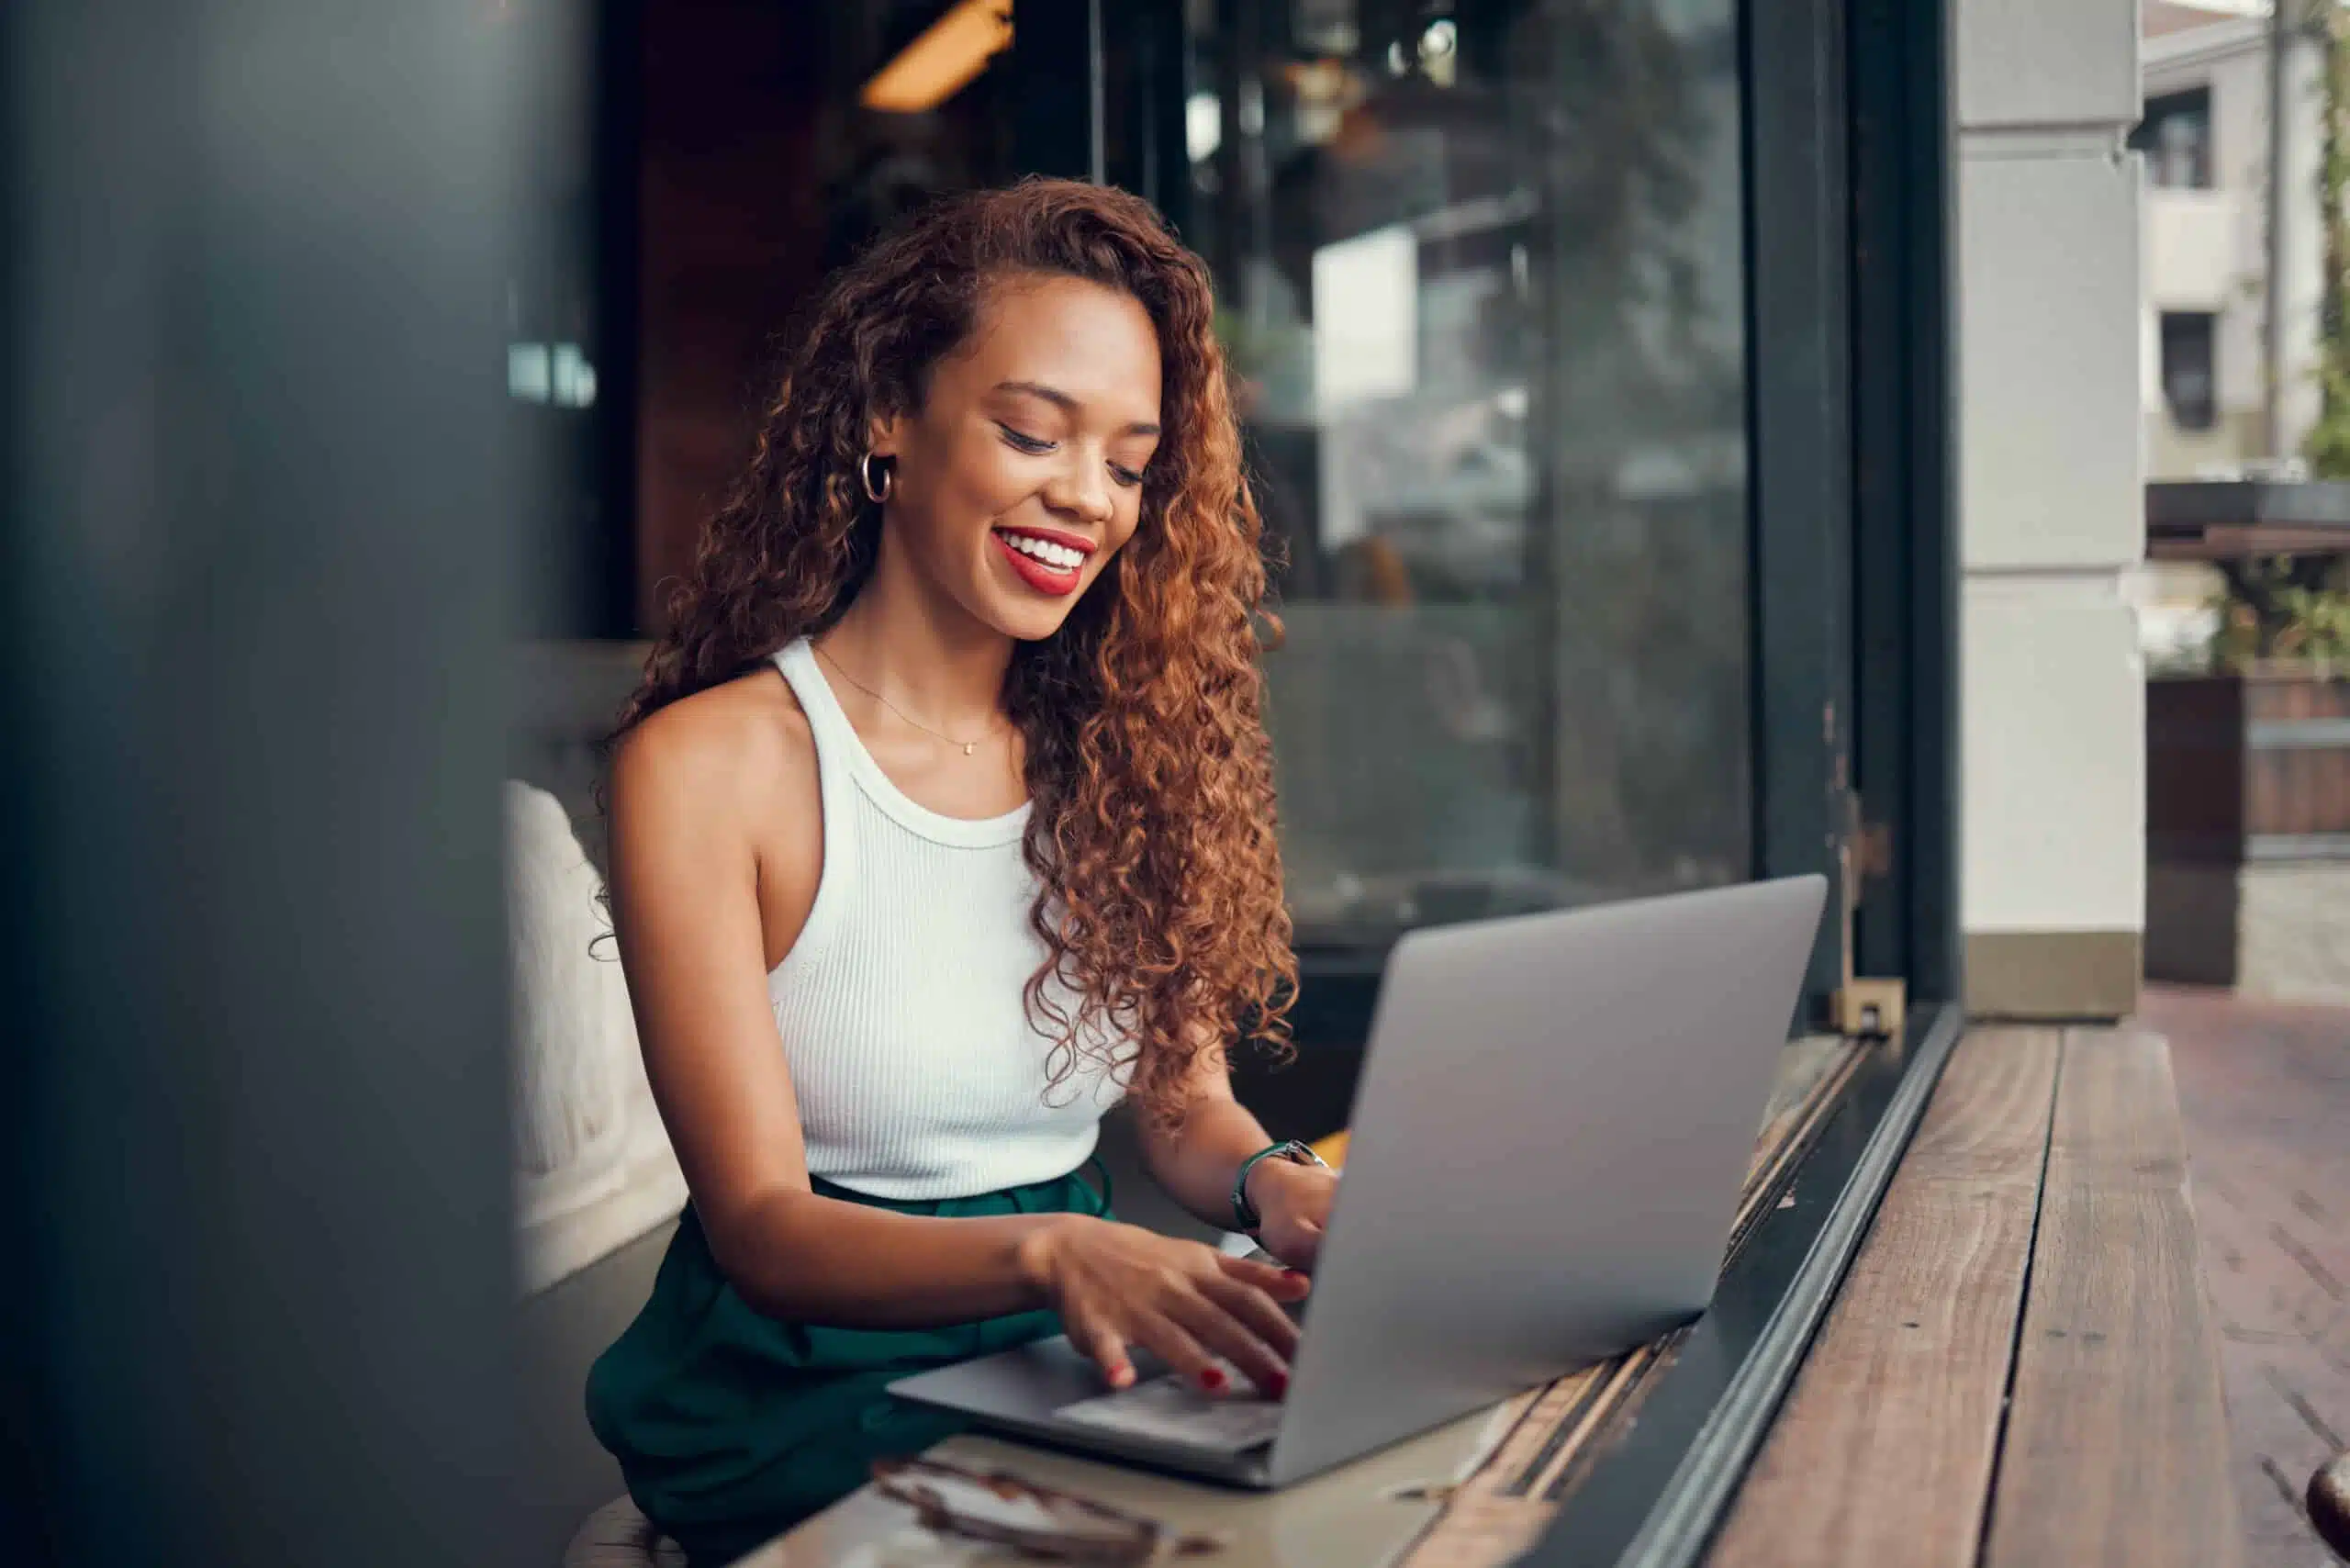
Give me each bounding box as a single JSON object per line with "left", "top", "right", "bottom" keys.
{"left": 963, "top": 742, "right": 976, "bottom": 756}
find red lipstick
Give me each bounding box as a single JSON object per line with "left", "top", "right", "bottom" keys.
{"left": 990, "top": 527, "right": 1090, "bottom": 597}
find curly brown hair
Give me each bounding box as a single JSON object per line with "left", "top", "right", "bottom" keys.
{"left": 614, "top": 178, "right": 1297, "bottom": 1132}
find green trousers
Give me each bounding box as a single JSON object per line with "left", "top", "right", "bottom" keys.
{"left": 585, "top": 1164, "right": 1114, "bottom": 1567}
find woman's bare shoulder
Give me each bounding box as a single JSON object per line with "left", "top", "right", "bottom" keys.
{"left": 609, "top": 664, "right": 816, "bottom": 830}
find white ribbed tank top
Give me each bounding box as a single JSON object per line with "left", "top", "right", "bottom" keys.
{"left": 767, "top": 635, "right": 1130, "bottom": 1201}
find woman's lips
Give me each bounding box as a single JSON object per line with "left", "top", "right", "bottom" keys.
{"left": 991, "top": 530, "right": 1084, "bottom": 597}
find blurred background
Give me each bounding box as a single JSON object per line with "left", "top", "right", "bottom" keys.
{"left": 3, "top": 1, "right": 1956, "bottom": 1563}
{"left": 20, "top": 3, "right": 2350, "bottom": 1562}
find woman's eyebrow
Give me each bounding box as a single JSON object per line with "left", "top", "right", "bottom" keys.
{"left": 991, "top": 379, "right": 1160, "bottom": 438}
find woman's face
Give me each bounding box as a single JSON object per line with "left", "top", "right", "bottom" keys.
{"left": 871, "top": 272, "right": 1164, "bottom": 643}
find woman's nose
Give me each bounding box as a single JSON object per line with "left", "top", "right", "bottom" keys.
{"left": 1046, "top": 453, "right": 1114, "bottom": 524}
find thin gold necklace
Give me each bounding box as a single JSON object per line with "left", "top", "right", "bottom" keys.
{"left": 813, "top": 642, "right": 1004, "bottom": 757}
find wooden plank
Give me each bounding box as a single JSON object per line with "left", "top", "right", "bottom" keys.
{"left": 2154, "top": 985, "right": 2350, "bottom": 1562}
{"left": 1393, "top": 1342, "right": 1691, "bottom": 1568}
{"left": 1706, "top": 1027, "right": 2060, "bottom": 1568}
{"left": 1982, "top": 1027, "right": 2244, "bottom": 1568}
{"left": 1389, "top": 1369, "right": 1611, "bottom": 1568}
{"left": 1749, "top": 1036, "right": 1864, "bottom": 1185}
{"left": 1755, "top": 1036, "right": 1857, "bottom": 1137}
{"left": 1727, "top": 1038, "right": 1867, "bottom": 1260}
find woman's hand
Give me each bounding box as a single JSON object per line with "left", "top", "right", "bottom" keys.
{"left": 1247, "top": 1157, "right": 1338, "bottom": 1271}
{"left": 1015, "top": 1215, "right": 1310, "bottom": 1398}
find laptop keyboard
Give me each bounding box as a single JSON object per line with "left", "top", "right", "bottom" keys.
{"left": 1054, "top": 1361, "right": 1286, "bottom": 1454}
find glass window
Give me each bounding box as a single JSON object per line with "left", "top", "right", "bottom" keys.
{"left": 2131, "top": 88, "right": 2212, "bottom": 190}
{"left": 1169, "top": 0, "right": 1751, "bottom": 949}
{"left": 2160, "top": 311, "right": 2217, "bottom": 431}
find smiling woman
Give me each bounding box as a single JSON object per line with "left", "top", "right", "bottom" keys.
{"left": 979, "top": 371, "right": 1165, "bottom": 596}
{"left": 862, "top": 277, "right": 1164, "bottom": 626}
{"left": 581, "top": 180, "right": 1326, "bottom": 1565}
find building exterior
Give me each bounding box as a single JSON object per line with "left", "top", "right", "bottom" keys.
{"left": 2138, "top": 0, "right": 2327, "bottom": 480}
{"left": 2125, "top": 3, "right": 2350, "bottom": 674}
{"left": 2132, "top": 7, "right": 2350, "bottom": 1014}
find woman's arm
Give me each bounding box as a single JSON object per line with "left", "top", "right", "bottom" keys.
{"left": 610, "top": 693, "right": 1058, "bottom": 1327}
{"left": 608, "top": 689, "right": 1305, "bottom": 1390}
{"left": 1134, "top": 1032, "right": 1339, "bottom": 1270}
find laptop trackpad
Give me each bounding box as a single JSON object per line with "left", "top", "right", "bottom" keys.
{"left": 1055, "top": 1365, "right": 1284, "bottom": 1455}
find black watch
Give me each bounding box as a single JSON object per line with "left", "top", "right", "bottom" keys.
{"left": 1231, "top": 1139, "right": 1329, "bottom": 1232}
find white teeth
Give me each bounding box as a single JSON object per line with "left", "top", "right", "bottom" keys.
{"left": 1003, "top": 532, "right": 1082, "bottom": 571}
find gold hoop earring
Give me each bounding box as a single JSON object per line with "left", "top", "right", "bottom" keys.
{"left": 860, "top": 452, "right": 894, "bottom": 504}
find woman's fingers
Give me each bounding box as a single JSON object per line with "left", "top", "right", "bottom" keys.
{"left": 1128, "top": 1309, "right": 1223, "bottom": 1394}
{"left": 1068, "top": 1311, "right": 1136, "bottom": 1389}
{"left": 1197, "top": 1271, "right": 1301, "bottom": 1363}
{"left": 1281, "top": 1223, "right": 1324, "bottom": 1271}
{"left": 1215, "top": 1250, "right": 1312, "bottom": 1302}
{"left": 1057, "top": 1236, "right": 1315, "bottom": 1397}
{"left": 1168, "top": 1288, "right": 1292, "bottom": 1397}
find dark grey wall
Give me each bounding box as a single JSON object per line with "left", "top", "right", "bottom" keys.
{"left": 4, "top": 4, "right": 533, "bottom": 1562}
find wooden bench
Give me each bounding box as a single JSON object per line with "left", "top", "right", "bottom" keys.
{"left": 724, "top": 1026, "right": 2242, "bottom": 1568}
{"left": 1709, "top": 1026, "right": 2241, "bottom": 1568}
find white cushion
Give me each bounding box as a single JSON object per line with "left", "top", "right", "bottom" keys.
{"left": 506, "top": 780, "right": 686, "bottom": 1294}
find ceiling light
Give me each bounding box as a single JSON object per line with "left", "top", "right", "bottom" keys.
{"left": 860, "top": 1, "right": 1013, "bottom": 114}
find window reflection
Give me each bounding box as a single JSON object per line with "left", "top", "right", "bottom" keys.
{"left": 2131, "top": 87, "right": 2212, "bottom": 192}
{"left": 1181, "top": 0, "right": 1751, "bottom": 946}
{"left": 504, "top": 0, "right": 606, "bottom": 637}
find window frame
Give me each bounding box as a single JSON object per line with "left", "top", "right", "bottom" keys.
{"left": 2132, "top": 85, "right": 2215, "bottom": 191}
{"left": 2161, "top": 309, "right": 2220, "bottom": 432}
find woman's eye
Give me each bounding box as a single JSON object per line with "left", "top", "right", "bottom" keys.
{"left": 998, "top": 426, "right": 1055, "bottom": 454}
{"left": 1110, "top": 464, "right": 1145, "bottom": 488}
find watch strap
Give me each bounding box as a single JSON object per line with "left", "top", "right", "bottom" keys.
{"left": 1230, "top": 1139, "right": 1326, "bottom": 1232}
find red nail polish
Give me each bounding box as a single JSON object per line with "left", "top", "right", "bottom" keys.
{"left": 1200, "top": 1367, "right": 1225, "bottom": 1391}
{"left": 1267, "top": 1372, "right": 1289, "bottom": 1399}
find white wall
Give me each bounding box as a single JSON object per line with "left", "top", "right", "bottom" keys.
{"left": 1955, "top": 0, "right": 2146, "bottom": 941}
{"left": 2143, "top": 187, "right": 2238, "bottom": 311}
{"left": 2208, "top": 40, "right": 2275, "bottom": 420}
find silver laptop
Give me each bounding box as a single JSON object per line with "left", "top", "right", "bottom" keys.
{"left": 889, "top": 874, "right": 1829, "bottom": 1490}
